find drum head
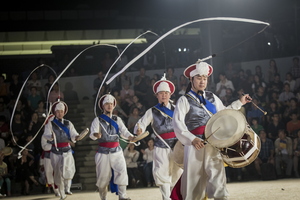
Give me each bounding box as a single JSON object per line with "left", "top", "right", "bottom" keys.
{"left": 1, "top": 147, "right": 13, "bottom": 156}
{"left": 205, "top": 109, "right": 247, "bottom": 148}
{"left": 172, "top": 141, "right": 184, "bottom": 169}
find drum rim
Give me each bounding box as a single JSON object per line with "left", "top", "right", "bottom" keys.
{"left": 222, "top": 133, "right": 261, "bottom": 168}
{"left": 205, "top": 109, "right": 247, "bottom": 148}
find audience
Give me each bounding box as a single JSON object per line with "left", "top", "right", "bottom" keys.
{"left": 1, "top": 55, "right": 300, "bottom": 197}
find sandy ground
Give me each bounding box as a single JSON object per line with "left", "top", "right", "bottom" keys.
{"left": 4, "top": 178, "right": 300, "bottom": 200}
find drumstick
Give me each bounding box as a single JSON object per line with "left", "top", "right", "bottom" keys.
{"left": 242, "top": 93, "right": 267, "bottom": 115}
{"left": 204, "top": 126, "right": 220, "bottom": 143}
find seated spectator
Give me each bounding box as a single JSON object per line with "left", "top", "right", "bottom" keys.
{"left": 266, "top": 101, "right": 281, "bottom": 124}
{"left": 268, "top": 73, "right": 284, "bottom": 99}
{"left": 0, "top": 75, "right": 9, "bottom": 103}
{"left": 15, "top": 148, "right": 39, "bottom": 195}
{"left": 9, "top": 73, "right": 22, "bottom": 100}
{"left": 254, "top": 130, "right": 275, "bottom": 179}
{"left": 123, "top": 143, "right": 141, "bottom": 188}
{"left": 129, "top": 95, "right": 146, "bottom": 116}
{"left": 127, "top": 107, "right": 141, "bottom": 133}
{"left": 43, "top": 74, "right": 55, "bottom": 98}
{"left": 120, "top": 82, "right": 135, "bottom": 109}
{"left": 274, "top": 129, "right": 293, "bottom": 178}
{"left": 0, "top": 153, "right": 11, "bottom": 196}
{"left": 35, "top": 100, "right": 46, "bottom": 123}
{"left": 11, "top": 111, "right": 27, "bottom": 141}
{"left": 221, "top": 88, "right": 235, "bottom": 107}
{"left": 134, "top": 67, "right": 150, "bottom": 104}
{"left": 251, "top": 118, "right": 264, "bottom": 135}
{"left": 27, "top": 86, "right": 42, "bottom": 112}
{"left": 48, "top": 83, "right": 64, "bottom": 103}
{"left": 246, "top": 98, "right": 265, "bottom": 125}
{"left": 278, "top": 83, "right": 295, "bottom": 106}
{"left": 284, "top": 72, "right": 296, "bottom": 92}
{"left": 251, "top": 74, "right": 266, "bottom": 95}
{"left": 0, "top": 116, "right": 9, "bottom": 144}
{"left": 268, "top": 59, "right": 279, "bottom": 83}
{"left": 0, "top": 103, "right": 10, "bottom": 123}
{"left": 286, "top": 112, "right": 300, "bottom": 139}
{"left": 215, "top": 72, "right": 235, "bottom": 99}
{"left": 141, "top": 138, "right": 154, "bottom": 187}
{"left": 282, "top": 98, "right": 300, "bottom": 124}
{"left": 253, "top": 86, "right": 268, "bottom": 107}
{"left": 293, "top": 130, "right": 300, "bottom": 178}
{"left": 26, "top": 71, "right": 42, "bottom": 96}
{"left": 267, "top": 113, "right": 286, "bottom": 142}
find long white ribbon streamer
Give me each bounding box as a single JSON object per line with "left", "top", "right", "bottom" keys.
{"left": 10, "top": 64, "right": 57, "bottom": 157}
{"left": 93, "top": 30, "right": 159, "bottom": 117}
{"left": 106, "top": 17, "right": 270, "bottom": 85}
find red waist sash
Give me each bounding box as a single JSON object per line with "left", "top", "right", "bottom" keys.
{"left": 159, "top": 132, "right": 176, "bottom": 139}
{"left": 53, "top": 142, "right": 70, "bottom": 148}
{"left": 190, "top": 126, "right": 206, "bottom": 135}
{"left": 99, "top": 142, "right": 119, "bottom": 148}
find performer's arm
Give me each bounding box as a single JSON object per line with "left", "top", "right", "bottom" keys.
{"left": 43, "top": 121, "right": 54, "bottom": 141}
{"left": 213, "top": 93, "right": 243, "bottom": 111}
{"left": 117, "top": 116, "right": 134, "bottom": 140}
{"left": 89, "top": 118, "right": 101, "bottom": 140}
{"left": 68, "top": 121, "right": 79, "bottom": 143}
{"left": 133, "top": 108, "right": 153, "bottom": 135}
{"left": 173, "top": 96, "right": 197, "bottom": 146}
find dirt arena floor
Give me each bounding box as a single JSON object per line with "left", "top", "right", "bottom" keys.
{"left": 4, "top": 178, "right": 300, "bottom": 200}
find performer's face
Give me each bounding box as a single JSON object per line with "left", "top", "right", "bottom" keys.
{"left": 191, "top": 75, "right": 208, "bottom": 91}
{"left": 103, "top": 103, "right": 114, "bottom": 113}
{"left": 156, "top": 91, "right": 171, "bottom": 104}
{"left": 55, "top": 110, "right": 65, "bottom": 120}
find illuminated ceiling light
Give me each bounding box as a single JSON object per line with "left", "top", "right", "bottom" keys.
{"left": 0, "top": 38, "right": 147, "bottom": 56}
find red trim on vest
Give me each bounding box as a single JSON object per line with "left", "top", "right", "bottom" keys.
{"left": 159, "top": 132, "right": 176, "bottom": 139}
{"left": 190, "top": 126, "right": 205, "bottom": 135}
{"left": 99, "top": 142, "right": 119, "bottom": 148}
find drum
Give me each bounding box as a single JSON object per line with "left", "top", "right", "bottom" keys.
{"left": 0, "top": 147, "right": 13, "bottom": 156}
{"left": 171, "top": 141, "right": 184, "bottom": 169}
{"left": 205, "top": 109, "right": 261, "bottom": 168}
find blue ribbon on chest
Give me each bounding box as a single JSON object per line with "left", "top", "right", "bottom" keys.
{"left": 154, "top": 103, "right": 174, "bottom": 118}
{"left": 188, "top": 90, "right": 217, "bottom": 114}
{"left": 99, "top": 114, "right": 119, "bottom": 135}
{"left": 52, "top": 118, "right": 71, "bottom": 140}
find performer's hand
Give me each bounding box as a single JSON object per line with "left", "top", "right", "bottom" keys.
{"left": 192, "top": 138, "right": 205, "bottom": 150}
{"left": 240, "top": 93, "right": 252, "bottom": 105}
{"left": 75, "top": 136, "right": 79, "bottom": 141}
{"left": 93, "top": 133, "right": 102, "bottom": 139}
{"left": 128, "top": 135, "right": 135, "bottom": 141}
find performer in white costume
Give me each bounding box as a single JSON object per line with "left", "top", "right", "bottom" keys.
{"left": 42, "top": 101, "right": 79, "bottom": 200}
{"left": 135, "top": 74, "right": 183, "bottom": 200}
{"left": 41, "top": 136, "right": 60, "bottom": 197}
{"left": 90, "top": 94, "right": 135, "bottom": 200}
{"left": 172, "top": 61, "right": 251, "bottom": 200}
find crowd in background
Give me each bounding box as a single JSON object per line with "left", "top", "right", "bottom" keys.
{"left": 0, "top": 55, "right": 300, "bottom": 196}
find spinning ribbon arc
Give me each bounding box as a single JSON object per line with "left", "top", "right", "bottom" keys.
{"left": 106, "top": 17, "right": 270, "bottom": 85}
{"left": 10, "top": 64, "right": 58, "bottom": 158}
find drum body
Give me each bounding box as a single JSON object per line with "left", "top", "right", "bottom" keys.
{"left": 205, "top": 109, "right": 261, "bottom": 168}
{"left": 171, "top": 140, "right": 184, "bottom": 169}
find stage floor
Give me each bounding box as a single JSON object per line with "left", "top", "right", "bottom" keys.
{"left": 5, "top": 178, "right": 300, "bottom": 200}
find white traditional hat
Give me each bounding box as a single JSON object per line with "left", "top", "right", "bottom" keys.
{"left": 98, "top": 94, "right": 117, "bottom": 110}
{"left": 184, "top": 60, "right": 213, "bottom": 78}
{"left": 51, "top": 101, "right": 68, "bottom": 115}
{"left": 153, "top": 74, "right": 175, "bottom": 95}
